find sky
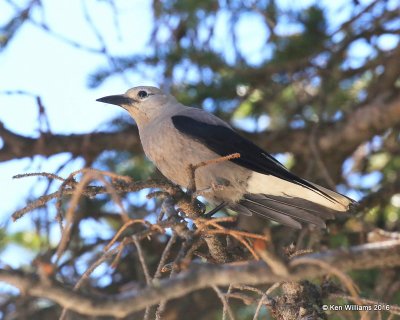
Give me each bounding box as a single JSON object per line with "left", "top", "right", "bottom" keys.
{"left": 0, "top": 0, "right": 153, "bottom": 215}
{"left": 0, "top": 0, "right": 159, "bottom": 267}
{"left": 0, "top": 0, "right": 397, "bottom": 268}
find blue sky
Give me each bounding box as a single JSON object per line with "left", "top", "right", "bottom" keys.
{"left": 0, "top": 0, "right": 159, "bottom": 266}
{"left": 0, "top": 0, "right": 154, "bottom": 217}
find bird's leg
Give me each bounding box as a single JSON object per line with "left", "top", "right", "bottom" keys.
{"left": 204, "top": 202, "right": 226, "bottom": 219}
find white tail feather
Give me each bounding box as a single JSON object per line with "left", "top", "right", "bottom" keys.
{"left": 247, "top": 172, "right": 352, "bottom": 212}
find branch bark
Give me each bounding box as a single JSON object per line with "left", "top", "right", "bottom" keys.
{"left": 0, "top": 123, "right": 142, "bottom": 162}
{"left": 254, "top": 93, "right": 400, "bottom": 158}
{"left": 2, "top": 93, "right": 400, "bottom": 164}
{"left": 1, "top": 240, "right": 400, "bottom": 317}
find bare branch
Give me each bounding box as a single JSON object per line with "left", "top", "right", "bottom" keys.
{"left": 1, "top": 240, "right": 400, "bottom": 317}
{"left": 212, "top": 285, "right": 236, "bottom": 320}
{"left": 253, "top": 94, "right": 400, "bottom": 160}
{"left": 12, "top": 176, "right": 179, "bottom": 221}
{"left": 0, "top": 122, "right": 142, "bottom": 162}
{"left": 133, "top": 236, "right": 152, "bottom": 285}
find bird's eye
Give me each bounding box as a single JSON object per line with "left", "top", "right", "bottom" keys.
{"left": 137, "top": 90, "right": 148, "bottom": 99}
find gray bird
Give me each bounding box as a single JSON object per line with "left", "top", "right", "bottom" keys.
{"left": 97, "top": 86, "right": 355, "bottom": 229}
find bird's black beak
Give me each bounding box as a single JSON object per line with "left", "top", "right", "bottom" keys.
{"left": 96, "top": 94, "right": 136, "bottom": 106}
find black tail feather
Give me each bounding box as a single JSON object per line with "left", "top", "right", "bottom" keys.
{"left": 243, "top": 195, "right": 327, "bottom": 228}
{"left": 232, "top": 202, "right": 302, "bottom": 229}
{"left": 231, "top": 191, "right": 351, "bottom": 229}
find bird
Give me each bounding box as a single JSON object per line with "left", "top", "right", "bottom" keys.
{"left": 97, "top": 86, "right": 355, "bottom": 229}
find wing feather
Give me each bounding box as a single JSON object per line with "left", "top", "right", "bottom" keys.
{"left": 172, "top": 110, "right": 356, "bottom": 228}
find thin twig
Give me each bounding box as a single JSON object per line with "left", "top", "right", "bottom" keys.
{"left": 225, "top": 292, "right": 260, "bottom": 305}
{"left": 133, "top": 235, "right": 152, "bottom": 320}
{"left": 154, "top": 233, "right": 178, "bottom": 279}
{"left": 252, "top": 283, "right": 282, "bottom": 320}
{"left": 187, "top": 153, "right": 241, "bottom": 193}
{"left": 155, "top": 240, "right": 188, "bottom": 319}
{"left": 59, "top": 245, "right": 121, "bottom": 320}
{"left": 110, "top": 239, "right": 129, "bottom": 269}
{"left": 309, "top": 126, "right": 336, "bottom": 189}
{"left": 12, "top": 170, "right": 180, "bottom": 221}
{"left": 195, "top": 217, "right": 268, "bottom": 260}
{"left": 253, "top": 294, "right": 269, "bottom": 320}
{"left": 55, "top": 172, "right": 94, "bottom": 263}
{"left": 104, "top": 219, "right": 149, "bottom": 251}
{"left": 222, "top": 285, "right": 233, "bottom": 320}
{"left": 212, "top": 285, "right": 235, "bottom": 320}
{"left": 13, "top": 172, "right": 65, "bottom": 181}
{"left": 70, "top": 167, "right": 132, "bottom": 183}
{"left": 133, "top": 236, "right": 151, "bottom": 285}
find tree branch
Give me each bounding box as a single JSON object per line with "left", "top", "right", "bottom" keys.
{"left": 1, "top": 240, "right": 400, "bottom": 317}
{"left": 2, "top": 94, "right": 400, "bottom": 165}
{"left": 255, "top": 93, "right": 400, "bottom": 157}
{"left": 0, "top": 122, "right": 142, "bottom": 162}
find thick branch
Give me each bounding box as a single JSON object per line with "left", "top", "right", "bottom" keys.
{"left": 319, "top": 94, "right": 400, "bottom": 154}
{"left": 1, "top": 93, "right": 400, "bottom": 163}
{"left": 357, "top": 175, "right": 400, "bottom": 213}
{"left": 255, "top": 93, "right": 400, "bottom": 157}
{"left": 1, "top": 240, "right": 400, "bottom": 317}
{"left": 0, "top": 123, "right": 142, "bottom": 162}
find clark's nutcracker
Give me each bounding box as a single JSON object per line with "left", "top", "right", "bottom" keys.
{"left": 97, "top": 86, "right": 355, "bottom": 229}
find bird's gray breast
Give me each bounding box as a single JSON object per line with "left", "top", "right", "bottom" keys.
{"left": 139, "top": 117, "right": 250, "bottom": 204}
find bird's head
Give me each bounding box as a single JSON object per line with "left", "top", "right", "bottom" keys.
{"left": 97, "top": 86, "right": 173, "bottom": 124}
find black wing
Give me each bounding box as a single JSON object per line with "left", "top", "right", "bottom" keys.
{"left": 172, "top": 114, "right": 334, "bottom": 200}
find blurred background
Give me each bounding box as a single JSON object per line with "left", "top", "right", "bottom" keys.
{"left": 0, "top": 0, "right": 399, "bottom": 319}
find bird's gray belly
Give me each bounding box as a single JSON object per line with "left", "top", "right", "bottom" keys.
{"left": 140, "top": 123, "right": 251, "bottom": 204}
